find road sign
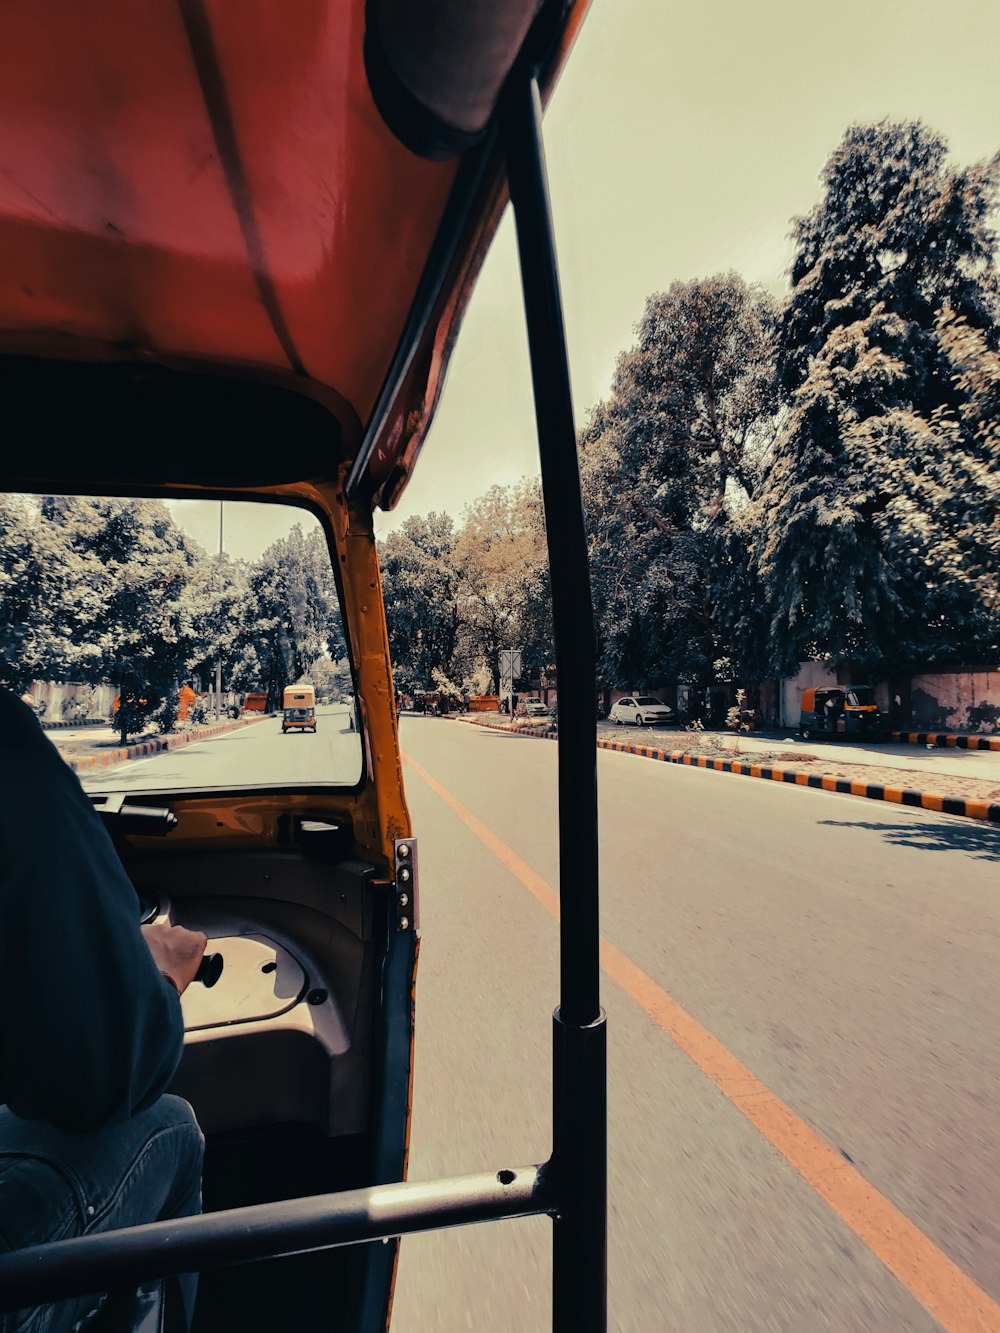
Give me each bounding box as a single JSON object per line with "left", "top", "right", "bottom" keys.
{"left": 500, "top": 650, "right": 522, "bottom": 683}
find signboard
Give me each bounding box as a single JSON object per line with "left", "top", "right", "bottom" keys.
{"left": 500, "top": 649, "right": 522, "bottom": 714}
{"left": 500, "top": 650, "right": 522, "bottom": 683}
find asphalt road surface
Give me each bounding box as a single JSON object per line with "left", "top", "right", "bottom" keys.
{"left": 79, "top": 705, "right": 362, "bottom": 792}
{"left": 76, "top": 708, "right": 1000, "bottom": 1328}
{"left": 389, "top": 717, "right": 1000, "bottom": 1332}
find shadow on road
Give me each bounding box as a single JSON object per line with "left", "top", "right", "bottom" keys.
{"left": 818, "top": 818, "right": 1000, "bottom": 862}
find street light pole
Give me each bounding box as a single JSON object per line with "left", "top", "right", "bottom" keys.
{"left": 215, "top": 501, "right": 223, "bottom": 721}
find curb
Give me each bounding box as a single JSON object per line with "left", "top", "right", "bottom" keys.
{"left": 461, "top": 717, "right": 1000, "bottom": 825}
{"left": 890, "top": 730, "right": 1000, "bottom": 752}
{"left": 42, "top": 718, "right": 107, "bottom": 730}
{"left": 65, "top": 713, "right": 272, "bottom": 773}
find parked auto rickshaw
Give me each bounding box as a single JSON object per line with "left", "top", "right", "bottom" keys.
{"left": 0, "top": 2, "right": 602, "bottom": 1332}
{"left": 799, "top": 686, "right": 884, "bottom": 740}
{"left": 281, "top": 684, "right": 317, "bottom": 733}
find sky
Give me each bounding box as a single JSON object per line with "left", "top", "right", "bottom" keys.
{"left": 372, "top": 0, "right": 1000, "bottom": 537}
{"left": 164, "top": 0, "right": 999, "bottom": 561}
{"left": 164, "top": 497, "right": 316, "bottom": 562}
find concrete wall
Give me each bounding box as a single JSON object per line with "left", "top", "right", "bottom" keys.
{"left": 909, "top": 669, "right": 1000, "bottom": 732}
{"left": 778, "top": 664, "right": 1000, "bottom": 732}
{"left": 29, "top": 680, "right": 116, "bottom": 721}
{"left": 779, "top": 662, "right": 837, "bottom": 728}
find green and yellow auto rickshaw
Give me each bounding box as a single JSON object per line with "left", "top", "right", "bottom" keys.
{"left": 799, "top": 686, "right": 884, "bottom": 741}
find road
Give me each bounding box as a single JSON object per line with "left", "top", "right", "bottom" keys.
{"left": 389, "top": 718, "right": 1000, "bottom": 1332}
{"left": 79, "top": 705, "right": 362, "bottom": 792}
{"left": 76, "top": 708, "right": 1000, "bottom": 1328}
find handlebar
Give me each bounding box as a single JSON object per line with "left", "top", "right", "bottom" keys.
{"left": 194, "top": 952, "right": 224, "bottom": 988}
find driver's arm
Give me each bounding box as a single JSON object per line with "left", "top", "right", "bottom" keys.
{"left": 0, "top": 692, "right": 198, "bottom": 1133}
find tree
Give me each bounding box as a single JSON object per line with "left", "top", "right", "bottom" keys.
{"left": 379, "top": 513, "right": 460, "bottom": 693}
{"left": 25, "top": 497, "right": 203, "bottom": 741}
{"left": 0, "top": 496, "right": 47, "bottom": 692}
{"left": 185, "top": 555, "right": 261, "bottom": 698}
{"left": 452, "top": 481, "right": 552, "bottom": 691}
{"left": 244, "top": 525, "right": 344, "bottom": 704}
{"left": 756, "top": 122, "right": 1000, "bottom": 674}
{"left": 580, "top": 274, "right": 778, "bottom": 689}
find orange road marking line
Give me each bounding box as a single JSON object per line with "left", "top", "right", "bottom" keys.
{"left": 402, "top": 749, "right": 1000, "bottom": 1333}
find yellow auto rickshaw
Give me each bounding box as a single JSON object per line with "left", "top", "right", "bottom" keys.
{"left": 282, "top": 685, "right": 317, "bottom": 733}
{"left": 0, "top": 3, "right": 602, "bottom": 1331}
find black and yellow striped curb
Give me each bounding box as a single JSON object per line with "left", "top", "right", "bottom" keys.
{"left": 42, "top": 718, "right": 106, "bottom": 730}
{"left": 461, "top": 716, "right": 1000, "bottom": 825}
{"left": 66, "top": 713, "right": 272, "bottom": 773}
{"left": 890, "top": 730, "right": 1000, "bottom": 752}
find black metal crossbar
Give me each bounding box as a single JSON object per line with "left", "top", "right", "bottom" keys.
{"left": 0, "top": 1166, "right": 550, "bottom": 1313}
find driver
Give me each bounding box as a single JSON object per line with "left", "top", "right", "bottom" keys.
{"left": 0, "top": 688, "right": 207, "bottom": 1332}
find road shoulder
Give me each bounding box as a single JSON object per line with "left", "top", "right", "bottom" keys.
{"left": 455, "top": 714, "right": 1000, "bottom": 824}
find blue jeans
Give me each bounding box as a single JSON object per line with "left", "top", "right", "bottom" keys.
{"left": 0, "top": 1096, "right": 204, "bottom": 1333}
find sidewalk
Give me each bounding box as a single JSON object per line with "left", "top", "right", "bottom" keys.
{"left": 457, "top": 714, "right": 1000, "bottom": 823}
{"left": 597, "top": 725, "right": 1000, "bottom": 783}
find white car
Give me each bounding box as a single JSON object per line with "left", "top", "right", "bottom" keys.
{"left": 518, "top": 698, "right": 549, "bottom": 717}
{"left": 608, "top": 695, "right": 673, "bottom": 726}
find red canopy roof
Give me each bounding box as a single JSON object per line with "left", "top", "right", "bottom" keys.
{"left": 0, "top": 0, "right": 587, "bottom": 503}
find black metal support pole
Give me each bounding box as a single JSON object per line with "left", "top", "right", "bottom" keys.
{"left": 501, "top": 72, "right": 607, "bottom": 1333}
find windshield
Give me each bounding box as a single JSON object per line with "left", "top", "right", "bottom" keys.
{"left": 635, "top": 697, "right": 663, "bottom": 706}
{"left": 846, "top": 688, "right": 877, "bottom": 707}
{"left": 0, "top": 494, "right": 362, "bottom": 793}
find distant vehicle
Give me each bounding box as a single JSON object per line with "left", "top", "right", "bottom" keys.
{"left": 608, "top": 695, "right": 673, "bottom": 726}
{"left": 799, "top": 686, "right": 883, "bottom": 740}
{"left": 282, "top": 684, "right": 316, "bottom": 733}
{"left": 518, "top": 698, "right": 549, "bottom": 717}
{"left": 468, "top": 695, "right": 500, "bottom": 712}
{"left": 242, "top": 691, "right": 269, "bottom": 713}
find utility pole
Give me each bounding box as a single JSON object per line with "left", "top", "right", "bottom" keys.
{"left": 215, "top": 501, "right": 223, "bottom": 720}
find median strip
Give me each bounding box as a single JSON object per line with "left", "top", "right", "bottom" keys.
{"left": 63, "top": 713, "right": 271, "bottom": 773}
{"left": 458, "top": 716, "right": 1000, "bottom": 825}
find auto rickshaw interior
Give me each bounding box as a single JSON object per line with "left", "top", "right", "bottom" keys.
{"left": 0, "top": 485, "right": 409, "bottom": 1330}
{"left": 0, "top": 1, "right": 602, "bottom": 1329}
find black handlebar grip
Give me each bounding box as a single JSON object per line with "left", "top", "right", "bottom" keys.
{"left": 195, "top": 952, "right": 224, "bottom": 988}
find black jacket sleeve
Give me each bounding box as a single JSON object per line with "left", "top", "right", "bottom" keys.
{"left": 0, "top": 691, "right": 184, "bottom": 1132}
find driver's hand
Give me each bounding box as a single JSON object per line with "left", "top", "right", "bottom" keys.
{"left": 141, "top": 921, "right": 208, "bottom": 995}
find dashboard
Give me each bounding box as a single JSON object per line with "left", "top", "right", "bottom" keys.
{"left": 140, "top": 887, "right": 356, "bottom": 1137}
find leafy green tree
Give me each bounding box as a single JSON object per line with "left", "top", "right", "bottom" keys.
{"left": 452, "top": 481, "right": 552, "bottom": 691}
{"left": 32, "top": 497, "right": 202, "bottom": 741}
{"left": 244, "top": 524, "right": 343, "bottom": 704}
{"left": 306, "top": 655, "right": 350, "bottom": 703}
{"left": 580, "top": 274, "right": 778, "bottom": 689}
{"left": 185, "top": 555, "right": 262, "bottom": 698}
{"left": 379, "top": 513, "right": 460, "bottom": 693}
{"left": 757, "top": 122, "right": 1000, "bottom": 674}
{"left": 0, "top": 496, "right": 47, "bottom": 692}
